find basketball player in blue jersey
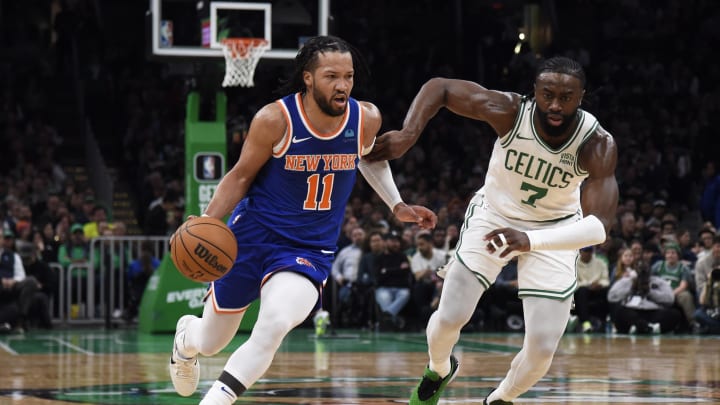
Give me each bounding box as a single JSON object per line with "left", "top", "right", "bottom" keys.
{"left": 168, "top": 35, "right": 437, "bottom": 404}
{"left": 367, "top": 57, "right": 619, "bottom": 405}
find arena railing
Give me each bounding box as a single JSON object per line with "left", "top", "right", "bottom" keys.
{"left": 52, "top": 236, "right": 171, "bottom": 326}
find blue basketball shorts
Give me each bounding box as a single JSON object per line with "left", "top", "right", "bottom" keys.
{"left": 209, "top": 204, "right": 334, "bottom": 313}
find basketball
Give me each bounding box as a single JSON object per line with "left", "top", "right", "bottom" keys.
{"left": 170, "top": 216, "right": 238, "bottom": 282}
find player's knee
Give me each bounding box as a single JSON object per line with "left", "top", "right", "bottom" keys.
{"left": 434, "top": 309, "right": 470, "bottom": 331}
{"left": 253, "top": 316, "right": 295, "bottom": 347}
{"left": 525, "top": 334, "right": 558, "bottom": 359}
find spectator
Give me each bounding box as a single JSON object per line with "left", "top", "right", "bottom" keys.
{"left": 651, "top": 242, "right": 696, "bottom": 331}
{"left": 373, "top": 231, "right": 414, "bottom": 330}
{"left": 0, "top": 229, "right": 41, "bottom": 331}
{"left": 330, "top": 226, "right": 365, "bottom": 326}
{"left": 694, "top": 266, "right": 720, "bottom": 334}
{"left": 336, "top": 215, "right": 359, "bottom": 252}
{"left": 410, "top": 232, "right": 447, "bottom": 326}
{"left": 144, "top": 188, "right": 181, "bottom": 236}
{"left": 58, "top": 223, "right": 90, "bottom": 269}
{"left": 331, "top": 227, "right": 365, "bottom": 305}
{"left": 573, "top": 246, "right": 610, "bottom": 333}
{"left": 694, "top": 235, "right": 720, "bottom": 310}
{"left": 611, "top": 247, "right": 637, "bottom": 285}
{"left": 73, "top": 194, "right": 95, "bottom": 225}
{"left": 16, "top": 240, "right": 54, "bottom": 329}
{"left": 35, "top": 222, "right": 61, "bottom": 263}
{"left": 642, "top": 241, "right": 662, "bottom": 267}
{"left": 695, "top": 228, "right": 716, "bottom": 263}
{"left": 356, "top": 231, "right": 387, "bottom": 328}
{"left": 607, "top": 261, "right": 682, "bottom": 334}
{"left": 57, "top": 223, "right": 91, "bottom": 313}
{"left": 676, "top": 227, "right": 698, "bottom": 269}
{"left": 614, "top": 211, "right": 641, "bottom": 247}
{"left": 124, "top": 241, "right": 160, "bottom": 322}
{"left": 83, "top": 204, "right": 109, "bottom": 239}
{"left": 431, "top": 227, "right": 447, "bottom": 255}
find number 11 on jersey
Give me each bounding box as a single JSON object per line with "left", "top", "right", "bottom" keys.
{"left": 304, "top": 173, "right": 335, "bottom": 210}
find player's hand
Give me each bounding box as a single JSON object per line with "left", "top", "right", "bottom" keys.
{"left": 393, "top": 204, "right": 437, "bottom": 230}
{"left": 484, "top": 227, "right": 530, "bottom": 258}
{"left": 364, "top": 130, "right": 417, "bottom": 161}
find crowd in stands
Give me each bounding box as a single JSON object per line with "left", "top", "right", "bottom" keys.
{"left": 2, "top": 0, "right": 720, "bottom": 334}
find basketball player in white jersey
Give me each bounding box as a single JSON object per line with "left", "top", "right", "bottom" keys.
{"left": 367, "top": 56, "right": 618, "bottom": 405}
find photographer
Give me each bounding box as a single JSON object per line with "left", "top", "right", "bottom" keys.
{"left": 607, "top": 260, "right": 682, "bottom": 334}
{"left": 694, "top": 267, "right": 720, "bottom": 334}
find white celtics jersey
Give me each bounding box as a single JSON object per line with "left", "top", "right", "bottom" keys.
{"left": 482, "top": 98, "right": 598, "bottom": 222}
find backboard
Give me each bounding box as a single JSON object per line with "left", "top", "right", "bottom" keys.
{"left": 148, "top": 0, "right": 329, "bottom": 60}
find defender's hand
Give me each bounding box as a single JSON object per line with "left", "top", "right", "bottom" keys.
{"left": 484, "top": 228, "right": 531, "bottom": 258}
{"left": 393, "top": 204, "right": 437, "bottom": 230}
{"left": 365, "top": 130, "right": 417, "bottom": 161}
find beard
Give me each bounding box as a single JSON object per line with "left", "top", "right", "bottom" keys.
{"left": 312, "top": 87, "right": 346, "bottom": 117}
{"left": 535, "top": 106, "right": 577, "bottom": 138}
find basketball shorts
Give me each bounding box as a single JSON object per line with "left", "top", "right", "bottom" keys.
{"left": 209, "top": 204, "right": 333, "bottom": 313}
{"left": 453, "top": 192, "right": 579, "bottom": 301}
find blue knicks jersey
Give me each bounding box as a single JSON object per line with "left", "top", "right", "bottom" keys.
{"left": 242, "top": 93, "right": 364, "bottom": 251}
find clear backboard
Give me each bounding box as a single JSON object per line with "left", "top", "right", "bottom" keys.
{"left": 148, "top": 0, "right": 329, "bottom": 60}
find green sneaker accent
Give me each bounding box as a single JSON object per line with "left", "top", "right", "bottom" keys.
{"left": 409, "top": 355, "right": 459, "bottom": 404}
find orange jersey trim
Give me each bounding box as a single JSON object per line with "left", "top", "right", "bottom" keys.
{"left": 273, "top": 99, "right": 292, "bottom": 157}
{"left": 207, "top": 284, "right": 251, "bottom": 314}
{"left": 295, "top": 93, "right": 350, "bottom": 139}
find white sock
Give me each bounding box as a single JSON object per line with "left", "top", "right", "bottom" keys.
{"left": 199, "top": 381, "right": 237, "bottom": 405}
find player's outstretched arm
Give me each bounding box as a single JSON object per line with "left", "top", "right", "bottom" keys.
{"left": 366, "top": 78, "right": 518, "bottom": 161}
{"left": 357, "top": 100, "right": 437, "bottom": 230}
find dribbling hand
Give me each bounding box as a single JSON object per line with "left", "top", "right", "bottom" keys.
{"left": 484, "top": 228, "right": 530, "bottom": 258}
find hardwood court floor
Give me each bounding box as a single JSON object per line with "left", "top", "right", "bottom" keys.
{"left": 1, "top": 327, "right": 718, "bottom": 404}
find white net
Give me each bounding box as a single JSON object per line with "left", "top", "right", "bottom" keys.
{"left": 221, "top": 38, "right": 270, "bottom": 88}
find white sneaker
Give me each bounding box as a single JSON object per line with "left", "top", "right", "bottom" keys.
{"left": 169, "top": 315, "right": 199, "bottom": 396}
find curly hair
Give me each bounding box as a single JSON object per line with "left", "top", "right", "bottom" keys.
{"left": 535, "top": 56, "right": 586, "bottom": 88}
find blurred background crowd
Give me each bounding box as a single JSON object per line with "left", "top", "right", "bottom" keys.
{"left": 1, "top": 0, "right": 720, "bottom": 334}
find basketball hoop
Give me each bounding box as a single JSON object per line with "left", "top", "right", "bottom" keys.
{"left": 220, "top": 38, "right": 270, "bottom": 88}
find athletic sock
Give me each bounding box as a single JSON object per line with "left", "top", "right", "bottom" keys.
{"left": 199, "top": 371, "right": 246, "bottom": 405}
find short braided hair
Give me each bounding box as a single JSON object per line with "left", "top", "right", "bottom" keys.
{"left": 275, "top": 35, "right": 369, "bottom": 95}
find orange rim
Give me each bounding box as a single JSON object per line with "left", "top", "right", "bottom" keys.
{"left": 221, "top": 37, "right": 268, "bottom": 58}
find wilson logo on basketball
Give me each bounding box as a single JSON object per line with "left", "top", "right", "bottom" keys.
{"left": 194, "top": 243, "right": 229, "bottom": 274}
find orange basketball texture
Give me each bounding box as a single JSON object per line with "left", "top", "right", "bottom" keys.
{"left": 170, "top": 216, "right": 238, "bottom": 282}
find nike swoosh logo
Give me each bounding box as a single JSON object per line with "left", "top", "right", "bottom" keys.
{"left": 320, "top": 250, "right": 334, "bottom": 255}
{"left": 292, "top": 136, "right": 312, "bottom": 143}
{"left": 220, "top": 385, "right": 235, "bottom": 398}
